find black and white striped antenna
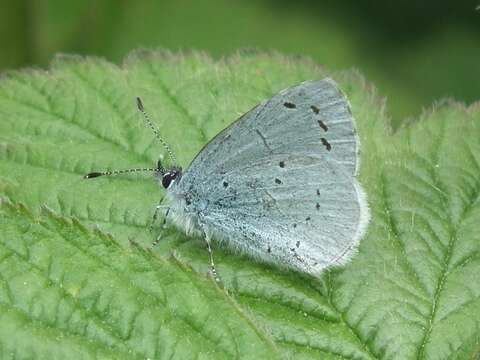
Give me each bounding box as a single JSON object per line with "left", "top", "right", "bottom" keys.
{"left": 136, "top": 97, "right": 177, "bottom": 165}
{"left": 84, "top": 97, "right": 175, "bottom": 179}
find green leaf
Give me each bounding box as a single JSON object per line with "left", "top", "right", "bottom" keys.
{"left": 0, "top": 50, "right": 479, "bottom": 359}
{"left": 0, "top": 201, "right": 279, "bottom": 359}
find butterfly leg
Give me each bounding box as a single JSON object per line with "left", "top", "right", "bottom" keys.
{"left": 150, "top": 195, "right": 172, "bottom": 248}
{"left": 205, "top": 236, "right": 221, "bottom": 283}
{"left": 198, "top": 219, "right": 222, "bottom": 284}
{"left": 150, "top": 195, "right": 169, "bottom": 231}
{"left": 151, "top": 207, "right": 172, "bottom": 248}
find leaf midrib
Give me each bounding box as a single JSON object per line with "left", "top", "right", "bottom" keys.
{"left": 416, "top": 119, "right": 480, "bottom": 359}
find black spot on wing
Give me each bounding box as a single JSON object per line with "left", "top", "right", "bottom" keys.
{"left": 223, "top": 181, "right": 228, "bottom": 188}
{"left": 321, "top": 138, "right": 332, "bottom": 151}
{"left": 283, "top": 102, "right": 296, "bottom": 109}
{"left": 275, "top": 178, "right": 282, "bottom": 184}
{"left": 316, "top": 189, "right": 320, "bottom": 196}
{"left": 279, "top": 161, "right": 285, "bottom": 168}
{"left": 317, "top": 120, "right": 328, "bottom": 132}
{"left": 316, "top": 202, "right": 320, "bottom": 210}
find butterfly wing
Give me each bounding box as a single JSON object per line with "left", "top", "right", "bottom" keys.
{"left": 175, "top": 79, "right": 369, "bottom": 275}
{"left": 186, "top": 79, "right": 359, "bottom": 178}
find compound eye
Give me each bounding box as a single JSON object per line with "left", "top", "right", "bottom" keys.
{"left": 162, "top": 172, "right": 176, "bottom": 189}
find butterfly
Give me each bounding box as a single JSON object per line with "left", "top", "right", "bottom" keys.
{"left": 85, "top": 79, "right": 370, "bottom": 282}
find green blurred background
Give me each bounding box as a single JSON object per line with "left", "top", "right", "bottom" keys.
{"left": 1, "top": 0, "right": 479, "bottom": 126}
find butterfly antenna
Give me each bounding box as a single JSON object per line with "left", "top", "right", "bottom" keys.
{"left": 136, "top": 97, "right": 177, "bottom": 165}
{"left": 84, "top": 167, "right": 161, "bottom": 179}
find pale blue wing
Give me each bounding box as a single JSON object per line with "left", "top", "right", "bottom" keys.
{"left": 173, "top": 79, "right": 369, "bottom": 275}
{"left": 184, "top": 78, "right": 358, "bottom": 181}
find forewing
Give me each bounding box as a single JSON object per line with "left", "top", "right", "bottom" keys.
{"left": 183, "top": 78, "right": 358, "bottom": 184}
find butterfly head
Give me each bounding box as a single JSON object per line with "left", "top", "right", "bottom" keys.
{"left": 160, "top": 165, "right": 182, "bottom": 189}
